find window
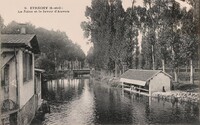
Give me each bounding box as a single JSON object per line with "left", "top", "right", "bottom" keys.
{"left": 1, "top": 64, "right": 9, "bottom": 86}
{"left": 23, "top": 52, "right": 33, "bottom": 82}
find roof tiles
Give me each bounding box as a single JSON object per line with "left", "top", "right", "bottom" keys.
{"left": 120, "top": 69, "right": 162, "bottom": 82}
{"left": 1, "top": 34, "right": 40, "bottom": 54}
{"left": 1, "top": 34, "right": 35, "bottom": 45}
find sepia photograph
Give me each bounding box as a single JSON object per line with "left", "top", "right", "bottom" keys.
{"left": 0, "top": 0, "right": 200, "bottom": 125}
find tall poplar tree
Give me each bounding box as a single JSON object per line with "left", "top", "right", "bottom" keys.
{"left": 81, "top": 0, "right": 110, "bottom": 70}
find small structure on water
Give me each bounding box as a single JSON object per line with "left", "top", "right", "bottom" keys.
{"left": 120, "top": 69, "right": 172, "bottom": 96}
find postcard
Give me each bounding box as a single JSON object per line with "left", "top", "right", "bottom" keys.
{"left": 0, "top": 0, "right": 199, "bottom": 125}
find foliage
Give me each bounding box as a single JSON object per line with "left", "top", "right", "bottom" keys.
{"left": 82, "top": 0, "right": 198, "bottom": 78}
{"left": 124, "top": 7, "right": 139, "bottom": 69}
{"left": 82, "top": 0, "right": 140, "bottom": 72}
{"left": 1, "top": 21, "right": 85, "bottom": 73}
{"left": 81, "top": 0, "right": 110, "bottom": 70}
{"left": 0, "top": 15, "right": 4, "bottom": 31}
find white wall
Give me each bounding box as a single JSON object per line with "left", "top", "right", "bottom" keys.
{"left": 18, "top": 50, "right": 35, "bottom": 108}
{"left": 8, "top": 58, "right": 17, "bottom": 103}
{"left": 149, "top": 73, "right": 171, "bottom": 95}
{"left": 1, "top": 53, "right": 17, "bottom": 104}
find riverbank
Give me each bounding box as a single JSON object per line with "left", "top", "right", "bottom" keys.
{"left": 43, "top": 70, "right": 74, "bottom": 80}
{"left": 43, "top": 72, "right": 65, "bottom": 80}
{"left": 93, "top": 71, "right": 199, "bottom": 103}
{"left": 93, "top": 71, "right": 121, "bottom": 88}
{"left": 152, "top": 91, "right": 199, "bottom": 103}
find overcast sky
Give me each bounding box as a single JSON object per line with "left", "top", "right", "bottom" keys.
{"left": 0, "top": 0, "right": 190, "bottom": 54}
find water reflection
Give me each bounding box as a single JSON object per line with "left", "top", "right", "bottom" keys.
{"left": 45, "top": 79, "right": 84, "bottom": 102}
{"left": 43, "top": 78, "right": 95, "bottom": 125}
{"left": 40, "top": 78, "right": 199, "bottom": 125}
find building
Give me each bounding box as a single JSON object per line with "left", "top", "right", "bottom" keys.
{"left": 120, "top": 69, "right": 172, "bottom": 96}
{"left": 57, "top": 59, "right": 83, "bottom": 71}
{"left": 1, "top": 31, "right": 43, "bottom": 125}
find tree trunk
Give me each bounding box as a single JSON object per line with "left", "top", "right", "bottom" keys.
{"left": 174, "top": 68, "right": 178, "bottom": 82}
{"left": 152, "top": 45, "right": 155, "bottom": 70}
{"left": 54, "top": 52, "right": 57, "bottom": 71}
{"left": 122, "top": 65, "right": 125, "bottom": 74}
{"left": 186, "top": 65, "right": 188, "bottom": 72}
{"left": 162, "top": 59, "right": 165, "bottom": 72}
{"left": 115, "top": 60, "right": 117, "bottom": 77}
{"left": 190, "top": 59, "right": 194, "bottom": 84}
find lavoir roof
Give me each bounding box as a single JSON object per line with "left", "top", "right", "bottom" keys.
{"left": 120, "top": 69, "right": 171, "bottom": 86}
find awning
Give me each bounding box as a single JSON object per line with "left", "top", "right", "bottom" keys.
{"left": 35, "top": 68, "right": 45, "bottom": 72}
{"left": 120, "top": 78, "right": 146, "bottom": 86}
{"left": 1, "top": 54, "right": 14, "bottom": 68}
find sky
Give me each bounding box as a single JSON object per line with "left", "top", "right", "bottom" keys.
{"left": 0, "top": 0, "right": 190, "bottom": 55}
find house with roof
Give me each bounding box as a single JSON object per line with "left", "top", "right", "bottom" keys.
{"left": 120, "top": 69, "right": 172, "bottom": 96}
{"left": 1, "top": 28, "right": 44, "bottom": 125}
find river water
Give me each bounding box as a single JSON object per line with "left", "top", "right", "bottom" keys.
{"left": 34, "top": 77, "right": 199, "bottom": 125}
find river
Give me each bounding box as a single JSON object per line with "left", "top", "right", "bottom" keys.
{"left": 32, "top": 77, "right": 199, "bottom": 125}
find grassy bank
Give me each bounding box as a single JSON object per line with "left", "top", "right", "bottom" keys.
{"left": 93, "top": 70, "right": 199, "bottom": 90}
{"left": 173, "top": 82, "right": 199, "bottom": 92}
{"left": 92, "top": 70, "right": 121, "bottom": 88}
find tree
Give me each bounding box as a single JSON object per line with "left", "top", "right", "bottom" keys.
{"left": 168, "top": 1, "right": 187, "bottom": 82}
{"left": 2, "top": 22, "right": 85, "bottom": 73}
{"left": 156, "top": 26, "right": 171, "bottom": 72}
{"left": 140, "top": 0, "right": 191, "bottom": 82}
{"left": 86, "top": 47, "right": 95, "bottom": 67}
{"left": 180, "top": 8, "right": 198, "bottom": 84}
{"left": 143, "top": 0, "right": 158, "bottom": 70}
{"left": 141, "top": 32, "right": 153, "bottom": 69}
{"left": 81, "top": 0, "right": 110, "bottom": 70}
{"left": 1, "top": 21, "right": 35, "bottom": 34}
{"left": 82, "top": 0, "right": 126, "bottom": 76}
{"left": 0, "top": 15, "right": 4, "bottom": 31}
{"left": 108, "top": 0, "right": 126, "bottom": 76}
{"left": 124, "top": 6, "right": 139, "bottom": 69}
{"left": 82, "top": 0, "right": 199, "bottom": 82}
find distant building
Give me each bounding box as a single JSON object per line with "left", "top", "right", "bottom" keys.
{"left": 1, "top": 31, "right": 43, "bottom": 125}
{"left": 120, "top": 69, "right": 172, "bottom": 96}
{"left": 57, "top": 59, "right": 82, "bottom": 71}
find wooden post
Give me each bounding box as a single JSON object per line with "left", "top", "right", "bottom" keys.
{"left": 190, "top": 59, "right": 194, "bottom": 84}
{"left": 186, "top": 65, "right": 188, "bottom": 72}
{"left": 174, "top": 68, "right": 178, "bottom": 82}
{"left": 162, "top": 59, "right": 165, "bottom": 72}
{"left": 121, "top": 82, "right": 124, "bottom": 97}
{"left": 115, "top": 60, "right": 117, "bottom": 77}
{"left": 14, "top": 48, "right": 19, "bottom": 106}
{"left": 122, "top": 65, "right": 125, "bottom": 74}
{"left": 139, "top": 86, "right": 141, "bottom": 94}
{"left": 152, "top": 45, "right": 155, "bottom": 70}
